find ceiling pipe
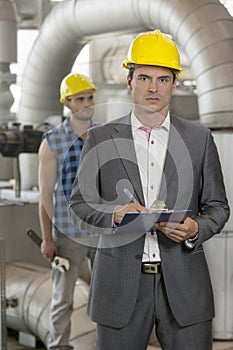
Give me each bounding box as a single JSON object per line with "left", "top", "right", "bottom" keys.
{"left": 17, "top": 0, "right": 233, "bottom": 128}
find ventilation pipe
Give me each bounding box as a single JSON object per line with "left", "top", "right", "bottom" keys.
{"left": 17, "top": 0, "right": 233, "bottom": 128}
{"left": 0, "top": 0, "right": 17, "bottom": 124}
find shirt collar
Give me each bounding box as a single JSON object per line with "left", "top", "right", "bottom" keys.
{"left": 131, "top": 111, "right": 170, "bottom": 133}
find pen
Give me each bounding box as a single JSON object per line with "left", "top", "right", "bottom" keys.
{"left": 123, "top": 188, "right": 139, "bottom": 204}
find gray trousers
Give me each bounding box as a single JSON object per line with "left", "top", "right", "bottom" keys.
{"left": 96, "top": 272, "right": 212, "bottom": 350}
{"left": 49, "top": 233, "right": 91, "bottom": 350}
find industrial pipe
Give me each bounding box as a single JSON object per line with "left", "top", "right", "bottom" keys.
{"left": 17, "top": 0, "right": 233, "bottom": 127}
{"left": 0, "top": 0, "right": 17, "bottom": 124}
{"left": 15, "top": 0, "right": 233, "bottom": 190}
{"left": 6, "top": 262, "right": 96, "bottom": 349}
{"left": 0, "top": 126, "right": 42, "bottom": 157}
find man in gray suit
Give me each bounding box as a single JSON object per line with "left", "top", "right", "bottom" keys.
{"left": 69, "top": 29, "right": 230, "bottom": 350}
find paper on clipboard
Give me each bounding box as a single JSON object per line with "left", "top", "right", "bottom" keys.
{"left": 115, "top": 210, "right": 192, "bottom": 234}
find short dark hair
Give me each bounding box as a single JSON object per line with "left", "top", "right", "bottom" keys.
{"left": 127, "top": 65, "right": 177, "bottom": 82}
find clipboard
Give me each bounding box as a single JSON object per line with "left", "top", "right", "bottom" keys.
{"left": 115, "top": 210, "right": 192, "bottom": 234}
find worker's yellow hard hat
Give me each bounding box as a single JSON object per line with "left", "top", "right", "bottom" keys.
{"left": 122, "top": 29, "right": 182, "bottom": 75}
{"left": 60, "top": 73, "right": 97, "bottom": 103}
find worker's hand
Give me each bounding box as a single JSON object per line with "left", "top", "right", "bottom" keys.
{"left": 113, "top": 203, "right": 147, "bottom": 225}
{"left": 155, "top": 217, "right": 198, "bottom": 243}
{"left": 41, "top": 238, "right": 57, "bottom": 262}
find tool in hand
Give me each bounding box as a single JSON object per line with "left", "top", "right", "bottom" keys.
{"left": 26, "top": 228, "right": 70, "bottom": 272}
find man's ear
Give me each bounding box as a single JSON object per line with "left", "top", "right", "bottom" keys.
{"left": 172, "top": 78, "right": 177, "bottom": 94}
{"left": 127, "top": 76, "right": 133, "bottom": 91}
{"left": 63, "top": 99, "right": 70, "bottom": 109}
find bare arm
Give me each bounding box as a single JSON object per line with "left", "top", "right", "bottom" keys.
{"left": 38, "top": 138, "right": 57, "bottom": 262}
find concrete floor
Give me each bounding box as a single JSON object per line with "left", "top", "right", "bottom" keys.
{"left": 148, "top": 341, "right": 233, "bottom": 350}
{"left": 6, "top": 328, "right": 233, "bottom": 350}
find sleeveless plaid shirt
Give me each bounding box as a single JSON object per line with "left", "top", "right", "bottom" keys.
{"left": 44, "top": 117, "right": 96, "bottom": 237}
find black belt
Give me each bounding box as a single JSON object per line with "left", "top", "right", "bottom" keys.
{"left": 141, "top": 262, "right": 162, "bottom": 274}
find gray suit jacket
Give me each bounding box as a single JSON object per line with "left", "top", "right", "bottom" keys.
{"left": 70, "top": 114, "right": 230, "bottom": 328}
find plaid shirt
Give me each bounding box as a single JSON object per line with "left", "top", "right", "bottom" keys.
{"left": 44, "top": 117, "right": 96, "bottom": 237}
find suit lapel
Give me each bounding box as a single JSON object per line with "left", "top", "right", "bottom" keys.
{"left": 111, "top": 115, "right": 145, "bottom": 205}
{"left": 160, "top": 120, "right": 181, "bottom": 190}
{"left": 159, "top": 115, "right": 193, "bottom": 208}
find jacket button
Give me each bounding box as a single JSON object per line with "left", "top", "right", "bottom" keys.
{"left": 135, "top": 254, "right": 142, "bottom": 260}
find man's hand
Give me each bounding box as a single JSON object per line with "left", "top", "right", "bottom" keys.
{"left": 155, "top": 217, "right": 198, "bottom": 243}
{"left": 113, "top": 202, "right": 147, "bottom": 225}
{"left": 41, "top": 238, "right": 57, "bottom": 263}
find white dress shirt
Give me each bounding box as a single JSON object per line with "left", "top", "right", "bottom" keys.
{"left": 131, "top": 112, "right": 170, "bottom": 262}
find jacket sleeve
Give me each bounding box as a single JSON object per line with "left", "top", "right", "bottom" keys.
{"left": 69, "top": 128, "right": 117, "bottom": 235}
{"left": 194, "top": 130, "right": 230, "bottom": 245}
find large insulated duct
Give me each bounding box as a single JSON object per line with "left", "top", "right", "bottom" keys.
{"left": 6, "top": 262, "right": 96, "bottom": 349}
{"left": 17, "top": 0, "right": 233, "bottom": 127}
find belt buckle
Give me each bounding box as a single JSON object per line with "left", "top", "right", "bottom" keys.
{"left": 142, "top": 263, "right": 161, "bottom": 274}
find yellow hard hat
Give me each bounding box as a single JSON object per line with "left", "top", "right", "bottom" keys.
{"left": 122, "top": 29, "right": 182, "bottom": 75}
{"left": 60, "top": 73, "right": 97, "bottom": 103}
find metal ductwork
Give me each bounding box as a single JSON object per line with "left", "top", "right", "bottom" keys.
{"left": 0, "top": 0, "right": 17, "bottom": 124}
{"left": 6, "top": 262, "right": 96, "bottom": 349}
{"left": 17, "top": 0, "right": 233, "bottom": 128}
{"left": 16, "top": 0, "right": 233, "bottom": 190}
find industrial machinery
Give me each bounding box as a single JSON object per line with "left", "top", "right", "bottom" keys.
{"left": 0, "top": 124, "right": 43, "bottom": 197}
{"left": 0, "top": 124, "right": 42, "bottom": 158}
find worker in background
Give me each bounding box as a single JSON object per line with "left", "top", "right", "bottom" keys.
{"left": 69, "top": 30, "right": 230, "bottom": 350}
{"left": 38, "top": 72, "right": 97, "bottom": 350}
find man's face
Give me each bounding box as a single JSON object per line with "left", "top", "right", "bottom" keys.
{"left": 65, "top": 89, "right": 95, "bottom": 121}
{"left": 127, "top": 65, "right": 176, "bottom": 122}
